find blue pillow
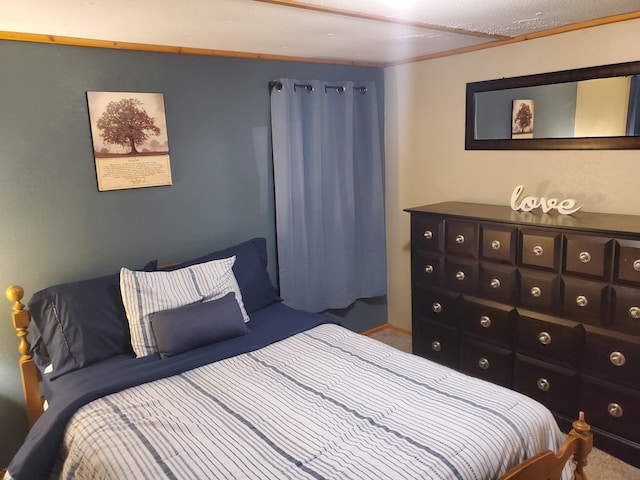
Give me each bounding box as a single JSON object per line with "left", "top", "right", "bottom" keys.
{"left": 29, "top": 273, "right": 133, "bottom": 379}
{"left": 161, "top": 238, "right": 281, "bottom": 314}
{"left": 150, "top": 292, "right": 249, "bottom": 358}
{"left": 28, "top": 261, "right": 157, "bottom": 379}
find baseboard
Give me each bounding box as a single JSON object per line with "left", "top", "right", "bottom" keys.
{"left": 362, "top": 323, "right": 412, "bottom": 336}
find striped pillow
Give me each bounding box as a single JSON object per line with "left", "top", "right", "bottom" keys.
{"left": 120, "top": 256, "right": 249, "bottom": 358}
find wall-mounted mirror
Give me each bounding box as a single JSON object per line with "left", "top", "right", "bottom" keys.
{"left": 466, "top": 61, "right": 640, "bottom": 150}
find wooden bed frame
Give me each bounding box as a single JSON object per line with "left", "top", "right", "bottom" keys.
{"left": 6, "top": 284, "right": 593, "bottom": 479}
{"left": 499, "top": 411, "right": 592, "bottom": 480}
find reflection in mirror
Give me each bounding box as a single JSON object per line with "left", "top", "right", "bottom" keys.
{"left": 466, "top": 61, "right": 640, "bottom": 150}
{"left": 629, "top": 75, "right": 640, "bottom": 135}
{"left": 475, "top": 77, "right": 634, "bottom": 139}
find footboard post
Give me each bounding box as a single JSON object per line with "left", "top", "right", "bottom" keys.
{"left": 570, "top": 411, "right": 593, "bottom": 480}
{"left": 6, "top": 285, "right": 44, "bottom": 427}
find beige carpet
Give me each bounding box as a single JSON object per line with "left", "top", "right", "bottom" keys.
{"left": 367, "top": 327, "right": 640, "bottom": 480}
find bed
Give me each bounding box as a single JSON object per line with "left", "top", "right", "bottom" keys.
{"left": 4, "top": 238, "right": 591, "bottom": 480}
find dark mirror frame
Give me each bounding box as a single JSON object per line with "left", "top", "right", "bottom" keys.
{"left": 465, "top": 60, "right": 640, "bottom": 150}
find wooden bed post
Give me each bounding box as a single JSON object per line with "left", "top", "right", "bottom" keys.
{"left": 6, "top": 285, "right": 44, "bottom": 427}
{"left": 570, "top": 411, "right": 593, "bottom": 480}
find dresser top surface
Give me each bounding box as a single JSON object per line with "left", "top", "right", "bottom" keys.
{"left": 405, "top": 201, "right": 640, "bottom": 236}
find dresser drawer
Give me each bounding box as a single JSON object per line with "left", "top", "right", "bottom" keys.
{"left": 582, "top": 326, "right": 640, "bottom": 389}
{"left": 579, "top": 375, "right": 640, "bottom": 444}
{"left": 514, "top": 354, "right": 578, "bottom": 417}
{"left": 561, "top": 278, "right": 610, "bottom": 326}
{"left": 564, "top": 234, "right": 613, "bottom": 281}
{"left": 611, "top": 285, "right": 640, "bottom": 336}
{"left": 413, "top": 321, "right": 460, "bottom": 370}
{"left": 461, "top": 339, "right": 513, "bottom": 388}
{"left": 412, "top": 251, "right": 444, "bottom": 287}
{"left": 444, "top": 258, "right": 478, "bottom": 295}
{"left": 520, "top": 229, "right": 562, "bottom": 271}
{"left": 481, "top": 224, "right": 517, "bottom": 265}
{"left": 461, "top": 297, "right": 515, "bottom": 348}
{"left": 614, "top": 239, "right": 640, "bottom": 286}
{"left": 479, "top": 263, "right": 518, "bottom": 304}
{"left": 445, "top": 220, "right": 478, "bottom": 258}
{"left": 516, "top": 310, "right": 582, "bottom": 368}
{"left": 412, "top": 215, "right": 444, "bottom": 253}
{"left": 413, "top": 286, "right": 461, "bottom": 328}
{"left": 519, "top": 270, "right": 561, "bottom": 313}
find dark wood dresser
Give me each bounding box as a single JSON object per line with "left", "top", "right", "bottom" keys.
{"left": 406, "top": 201, "right": 640, "bottom": 467}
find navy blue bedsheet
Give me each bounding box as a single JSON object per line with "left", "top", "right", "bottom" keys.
{"left": 8, "top": 303, "right": 335, "bottom": 480}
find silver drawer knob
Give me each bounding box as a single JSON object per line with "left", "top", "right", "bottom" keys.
{"left": 579, "top": 251, "right": 592, "bottom": 263}
{"left": 608, "top": 403, "right": 624, "bottom": 418}
{"left": 491, "top": 240, "right": 501, "bottom": 250}
{"left": 432, "top": 302, "right": 442, "bottom": 313}
{"left": 425, "top": 265, "right": 434, "bottom": 274}
{"left": 537, "top": 378, "right": 550, "bottom": 392}
{"left": 423, "top": 230, "right": 433, "bottom": 239}
{"left": 455, "top": 234, "right": 465, "bottom": 245}
{"left": 533, "top": 245, "right": 544, "bottom": 256}
{"left": 538, "top": 331, "right": 552, "bottom": 345}
{"left": 478, "top": 358, "right": 489, "bottom": 370}
{"left": 634, "top": 259, "right": 640, "bottom": 272}
{"left": 480, "top": 315, "right": 491, "bottom": 328}
{"left": 490, "top": 278, "right": 501, "bottom": 289}
{"left": 530, "top": 286, "right": 542, "bottom": 298}
{"left": 431, "top": 341, "right": 441, "bottom": 352}
{"left": 629, "top": 306, "right": 640, "bottom": 319}
{"left": 610, "top": 351, "right": 626, "bottom": 367}
{"left": 576, "top": 295, "right": 588, "bottom": 307}
{"left": 456, "top": 271, "right": 465, "bottom": 281}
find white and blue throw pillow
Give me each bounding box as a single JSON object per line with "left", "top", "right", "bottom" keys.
{"left": 120, "top": 255, "right": 249, "bottom": 358}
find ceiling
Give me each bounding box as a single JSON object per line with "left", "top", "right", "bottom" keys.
{"left": 2, "top": 0, "right": 640, "bottom": 65}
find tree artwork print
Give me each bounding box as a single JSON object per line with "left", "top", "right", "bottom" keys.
{"left": 87, "top": 92, "right": 173, "bottom": 191}
{"left": 96, "top": 98, "right": 161, "bottom": 154}
{"left": 511, "top": 99, "right": 534, "bottom": 139}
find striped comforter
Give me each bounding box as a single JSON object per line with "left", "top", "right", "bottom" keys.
{"left": 49, "top": 324, "right": 568, "bottom": 480}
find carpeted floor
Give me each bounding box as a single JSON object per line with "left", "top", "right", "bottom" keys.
{"left": 367, "top": 327, "right": 640, "bottom": 480}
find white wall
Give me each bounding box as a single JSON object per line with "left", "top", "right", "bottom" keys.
{"left": 384, "top": 19, "right": 640, "bottom": 331}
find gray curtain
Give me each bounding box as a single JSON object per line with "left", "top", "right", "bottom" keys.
{"left": 270, "top": 78, "right": 386, "bottom": 312}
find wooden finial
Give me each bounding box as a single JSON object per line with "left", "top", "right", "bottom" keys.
{"left": 573, "top": 411, "right": 591, "bottom": 436}
{"left": 6, "top": 285, "right": 25, "bottom": 313}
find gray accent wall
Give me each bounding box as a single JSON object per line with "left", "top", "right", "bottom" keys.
{"left": 0, "top": 40, "right": 385, "bottom": 466}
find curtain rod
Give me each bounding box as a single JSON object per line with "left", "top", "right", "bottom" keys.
{"left": 269, "top": 80, "right": 367, "bottom": 95}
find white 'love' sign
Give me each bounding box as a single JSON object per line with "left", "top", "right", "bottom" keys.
{"left": 510, "top": 185, "right": 582, "bottom": 215}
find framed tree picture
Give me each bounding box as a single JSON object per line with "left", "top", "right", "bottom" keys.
{"left": 511, "top": 99, "right": 534, "bottom": 139}
{"left": 87, "top": 91, "right": 173, "bottom": 191}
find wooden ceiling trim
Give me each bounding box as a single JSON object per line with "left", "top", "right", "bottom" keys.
{"left": 0, "top": 31, "right": 385, "bottom": 67}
